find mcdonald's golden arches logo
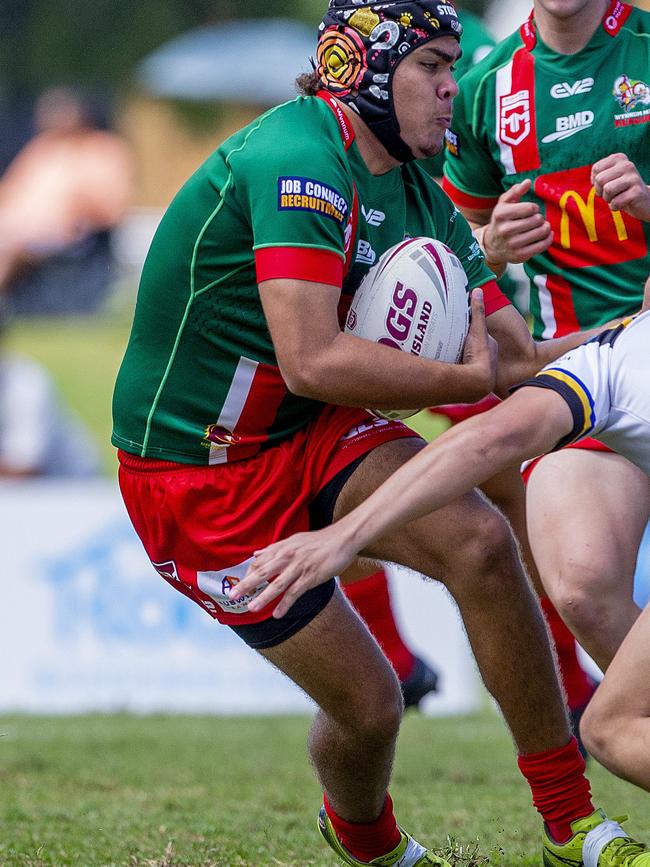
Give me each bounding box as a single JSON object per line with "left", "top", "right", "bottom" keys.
{"left": 535, "top": 164, "right": 647, "bottom": 270}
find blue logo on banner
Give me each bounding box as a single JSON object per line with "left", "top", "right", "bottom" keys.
{"left": 40, "top": 518, "right": 220, "bottom": 646}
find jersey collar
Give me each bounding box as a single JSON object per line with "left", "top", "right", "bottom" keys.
{"left": 520, "top": 0, "right": 633, "bottom": 51}
{"left": 316, "top": 90, "right": 356, "bottom": 151}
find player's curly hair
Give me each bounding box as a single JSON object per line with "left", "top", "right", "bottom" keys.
{"left": 295, "top": 70, "right": 321, "bottom": 96}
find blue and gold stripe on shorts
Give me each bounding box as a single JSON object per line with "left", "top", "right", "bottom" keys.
{"left": 524, "top": 367, "right": 596, "bottom": 449}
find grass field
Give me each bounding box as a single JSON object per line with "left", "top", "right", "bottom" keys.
{"left": 2, "top": 711, "right": 649, "bottom": 866}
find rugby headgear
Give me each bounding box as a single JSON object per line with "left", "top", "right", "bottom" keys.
{"left": 317, "top": 1, "right": 462, "bottom": 163}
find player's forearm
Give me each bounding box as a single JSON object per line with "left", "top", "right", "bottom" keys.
{"left": 532, "top": 317, "right": 625, "bottom": 369}
{"left": 337, "top": 416, "right": 530, "bottom": 554}
{"left": 489, "top": 305, "right": 622, "bottom": 392}
{"left": 285, "top": 331, "right": 494, "bottom": 408}
{"left": 339, "top": 393, "right": 568, "bottom": 554}
{"left": 472, "top": 224, "right": 506, "bottom": 278}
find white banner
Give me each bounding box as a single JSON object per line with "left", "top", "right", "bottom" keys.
{"left": 0, "top": 480, "right": 482, "bottom": 715}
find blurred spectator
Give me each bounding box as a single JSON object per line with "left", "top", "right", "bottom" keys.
{"left": 0, "top": 311, "right": 101, "bottom": 478}
{"left": 0, "top": 87, "right": 133, "bottom": 315}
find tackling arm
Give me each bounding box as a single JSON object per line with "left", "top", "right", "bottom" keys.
{"left": 230, "top": 384, "right": 573, "bottom": 617}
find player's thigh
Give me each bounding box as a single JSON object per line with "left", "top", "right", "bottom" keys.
{"left": 260, "top": 584, "right": 402, "bottom": 725}
{"left": 526, "top": 449, "right": 650, "bottom": 591}
{"left": 333, "top": 437, "right": 509, "bottom": 580}
{"left": 339, "top": 559, "right": 383, "bottom": 585}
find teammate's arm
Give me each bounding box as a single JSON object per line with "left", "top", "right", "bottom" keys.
{"left": 460, "top": 179, "right": 553, "bottom": 277}
{"left": 258, "top": 279, "right": 497, "bottom": 408}
{"left": 230, "top": 384, "right": 573, "bottom": 617}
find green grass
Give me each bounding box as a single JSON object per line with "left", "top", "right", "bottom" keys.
{"left": 1, "top": 712, "right": 648, "bottom": 866}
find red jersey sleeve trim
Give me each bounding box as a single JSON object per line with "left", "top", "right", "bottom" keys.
{"left": 479, "top": 279, "right": 511, "bottom": 316}
{"left": 255, "top": 246, "right": 343, "bottom": 287}
{"left": 442, "top": 176, "right": 500, "bottom": 210}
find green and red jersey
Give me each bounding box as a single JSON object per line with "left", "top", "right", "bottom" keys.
{"left": 443, "top": 1, "right": 650, "bottom": 338}
{"left": 112, "top": 93, "right": 498, "bottom": 466}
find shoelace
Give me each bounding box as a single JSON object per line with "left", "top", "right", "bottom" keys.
{"left": 603, "top": 838, "right": 650, "bottom": 866}
{"left": 583, "top": 815, "right": 631, "bottom": 867}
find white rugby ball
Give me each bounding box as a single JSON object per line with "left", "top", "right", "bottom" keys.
{"left": 344, "top": 237, "right": 470, "bottom": 420}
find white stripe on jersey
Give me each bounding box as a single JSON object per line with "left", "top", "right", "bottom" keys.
{"left": 495, "top": 62, "right": 516, "bottom": 175}
{"left": 534, "top": 274, "right": 557, "bottom": 339}
{"left": 209, "top": 355, "right": 259, "bottom": 466}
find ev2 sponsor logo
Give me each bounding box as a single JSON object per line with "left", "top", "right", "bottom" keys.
{"left": 550, "top": 78, "right": 594, "bottom": 99}
{"left": 542, "top": 111, "right": 594, "bottom": 143}
{"left": 361, "top": 204, "right": 385, "bottom": 226}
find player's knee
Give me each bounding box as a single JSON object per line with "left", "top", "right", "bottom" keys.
{"left": 344, "top": 668, "right": 403, "bottom": 744}
{"left": 445, "top": 508, "right": 521, "bottom": 593}
{"left": 357, "top": 698, "right": 403, "bottom": 746}
{"left": 580, "top": 696, "right": 624, "bottom": 773}
{"left": 551, "top": 570, "right": 612, "bottom": 631}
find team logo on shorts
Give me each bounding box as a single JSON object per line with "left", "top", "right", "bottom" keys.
{"left": 612, "top": 74, "right": 650, "bottom": 127}
{"left": 152, "top": 560, "right": 181, "bottom": 584}
{"left": 196, "top": 558, "right": 267, "bottom": 615}
{"left": 221, "top": 575, "right": 240, "bottom": 595}
{"left": 203, "top": 424, "right": 240, "bottom": 448}
{"left": 278, "top": 176, "right": 349, "bottom": 224}
{"left": 340, "top": 418, "right": 391, "bottom": 441}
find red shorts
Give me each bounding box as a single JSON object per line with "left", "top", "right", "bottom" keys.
{"left": 118, "top": 405, "right": 418, "bottom": 625}
{"left": 429, "top": 394, "right": 502, "bottom": 425}
{"left": 520, "top": 437, "right": 613, "bottom": 484}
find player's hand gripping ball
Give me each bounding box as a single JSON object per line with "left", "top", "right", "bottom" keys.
{"left": 344, "top": 237, "right": 470, "bottom": 419}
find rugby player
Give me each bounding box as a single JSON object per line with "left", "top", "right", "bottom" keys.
{"left": 234, "top": 307, "right": 650, "bottom": 865}
{"left": 112, "top": 2, "right": 640, "bottom": 864}
{"left": 442, "top": 0, "right": 650, "bottom": 676}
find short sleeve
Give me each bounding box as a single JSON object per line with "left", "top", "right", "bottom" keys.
{"left": 232, "top": 102, "right": 355, "bottom": 286}
{"left": 516, "top": 339, "right": 611, "bottom": 449}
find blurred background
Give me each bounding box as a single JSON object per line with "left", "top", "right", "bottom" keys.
{"left": 1, "top": 0, "right": 649, "bottom": 716}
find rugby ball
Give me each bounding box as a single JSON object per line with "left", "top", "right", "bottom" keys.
{"left": 344, "top": 237, "right": 470, "bottom": 420}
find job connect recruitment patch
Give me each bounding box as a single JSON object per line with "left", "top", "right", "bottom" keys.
{"left": 277, "top": 176, "right": 349, "bottom": 224}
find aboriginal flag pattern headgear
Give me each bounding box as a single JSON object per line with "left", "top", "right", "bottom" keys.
{"left": 317, "top": 0, "right": 462, "bottom": 163}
